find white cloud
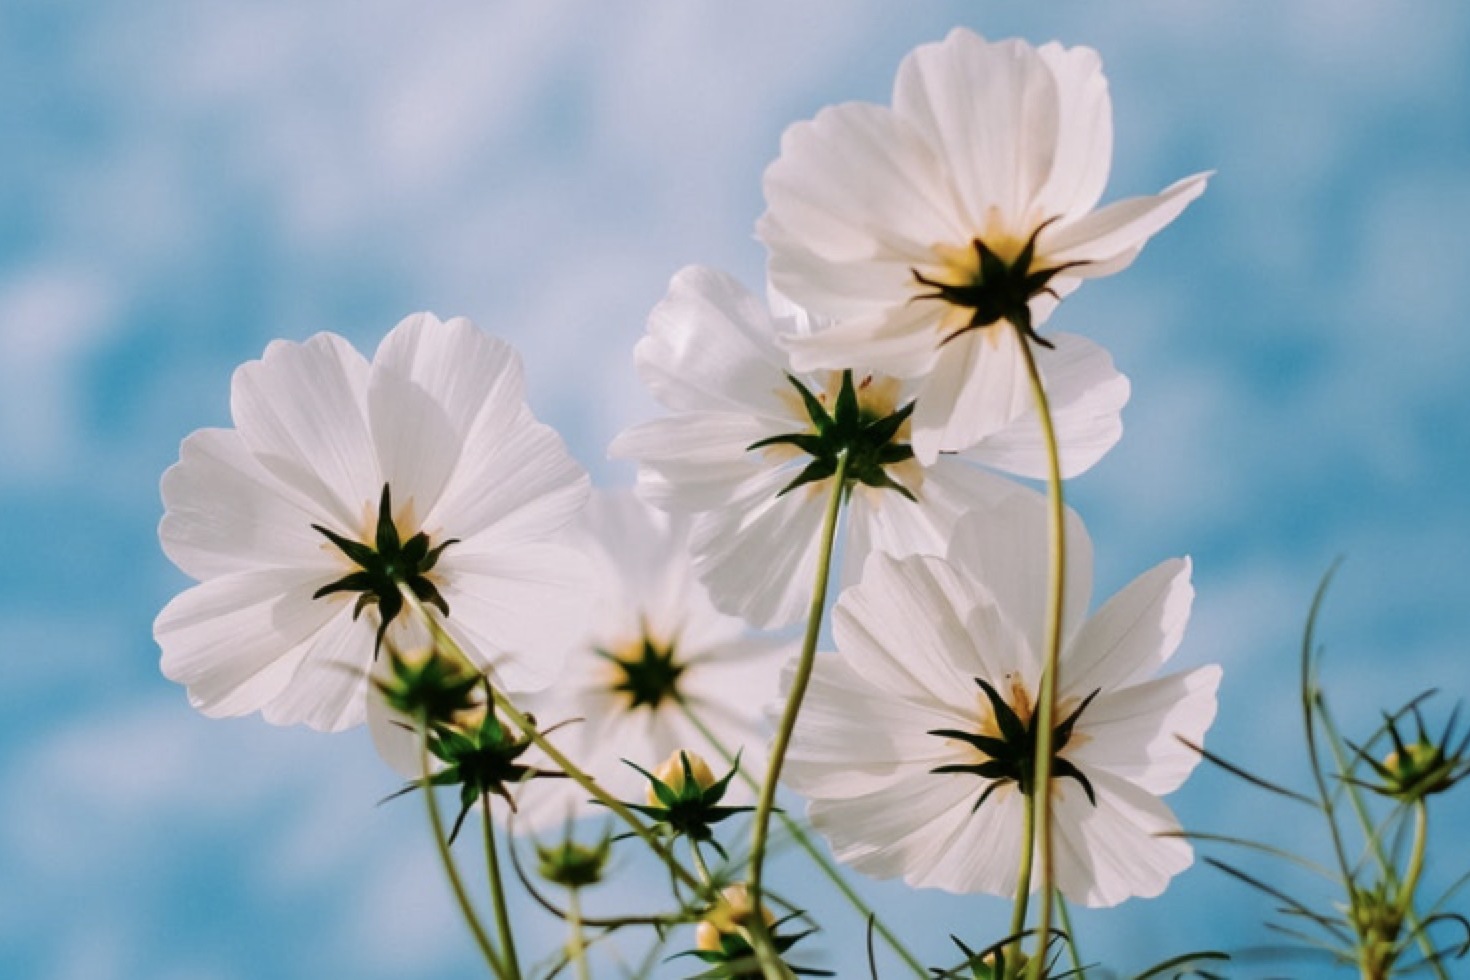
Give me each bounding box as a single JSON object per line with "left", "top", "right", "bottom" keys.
{"left": 0, "top": 266, "right": 117, "bottom": 480}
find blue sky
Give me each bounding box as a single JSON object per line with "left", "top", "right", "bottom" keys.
{"left": 3, "top": 2, "right": 1469, "bottom": 978}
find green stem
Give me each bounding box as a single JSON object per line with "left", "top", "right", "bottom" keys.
{"left": 690, "top": 838, "right": 715, "bottom": 888}
{"left": 1395, "top": 802, "right": 1429, "bottom": 922}
{"left": 419, "top": 725, "right": 506, "bottom": 979}
{"left": 749, "top": 451, "right": 850, "bottom": 980}
{"left": 567, "top": 888, "right": 591, "bottom": 980}
{"left": 679, "top": 702, "right": 930, "bottom": 979}
{"left": 1008, "top": 791, "right": 1037, "bottom": 963}
{"left": 1015, "top": 329, "right": 1068, "bottom": 980}
{"left": 480, "top": 794, "right": 522, "bottom": 979}
{"left": 397, "top": 587, "right": 711, "bottom": 902}
{"left": 1055, "top": 893, "right": 1085, "bottom": 979}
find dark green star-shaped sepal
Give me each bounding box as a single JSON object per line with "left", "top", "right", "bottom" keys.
{"left": 1348, "top": 699, "right": 1470, "bottom": 804}
{"left": 911, "top": 217, "right": 1091, "bottom": 350}
{"left": 613, "top": 751, "right": 754, "bottom": 859}
{"left": 382, "top": 700, "right": 565, "bottom": 844}
{"left": 312, "top": 483, "right": 459, "bottom": 656}
{"left": 747, "top": 370, "right": 918, "bottom": 501}
{"left": 671, "top": 909, "right": 833, "bottom": 980}
{"left": 595, "top": 635, "right": 686, "bottom": 710}
{"left": 373, "top": 644, "right": 481, "bottom": 726}
{"left": 929, "top": 677, "right": 1100, "bottom": 813}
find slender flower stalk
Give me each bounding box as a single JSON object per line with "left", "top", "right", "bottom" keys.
{"left": 749, "top": 451, "right": 850, "bottom": 979}
{"left": 1395, "top": 802, "right": 1429, "bottom": 924}
{"left": 680, "top": 701, "right": 930, "bottom": 979}
{"left": 1055, "top": 894, "right": 1086, "bottom": 978}
{"left": 1015, "top": 326, "right": 1069, "bottom": 980}
{"left": 480, "top": 794, "right": 522, "bottom": 980}
{"left": 420, "top": 726, "right": 506, "bottom": 979}
{"left": 1009, "top": 792, "right": 1038, "bottom": 962}
{"left": 566, "top": 888, "right": 591, "bottom": 980}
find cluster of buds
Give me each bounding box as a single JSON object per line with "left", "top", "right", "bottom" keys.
{"left": 678, "top": 883, "right": 830, "bottom": 979}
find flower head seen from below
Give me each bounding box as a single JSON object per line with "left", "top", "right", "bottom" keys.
{"left": 783, "top": 496, "right": 1221, "bottom": 907}
{"left": 760, "top": 28, "right": 1207, "bottom": 460}
{"left": 154, "top": 314, "right": 591, "bottom": 732}
{"left": 610, "top": 265, "right": 1128, "bottom": 628}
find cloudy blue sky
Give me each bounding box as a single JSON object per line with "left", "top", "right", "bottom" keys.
{"left": 3, "top": 2, "right": 1469, "bottom": 978}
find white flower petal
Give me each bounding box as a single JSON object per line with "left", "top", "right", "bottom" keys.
{"left": 155, "top": 568, "right": 339, "bottom": 722}
{"left": 436, "top": 542, "right": 592, "bottom": 692}
{"left": 833, "top": 552, "right": 1029, "bottom": 712}
{"left": 780, "top": 304, "right": 942, "bottom": 378}
{"left": 1033, "top": 41, "right": 1113, "bottom": 220}
{"left": 1045, "top": 173, "right": 1211, "bottom": 270}
{"left": 369, "top": 313, "right": 525, "bottom": 523}
{"left": 807, "top": 767, "right": 980, "bottom": 885}
{"left": 1065, "top": 557, "right": 1193, "bottom": 694}
{"left": 611, "top": 414, "right": 776, "bottom": 513}
{"left": 784, "top": 652, "right": 956, "bottom": 800}
{"left": 230, "top": 333, "right": 381, "bottom": 532}
{"left": 689, "top": 465, "right": 828, "bottom": 629}
{"left": 260, "top": 603, "right": 375, "bottom": 731}
{"left": 431, "top": 410, "right": 589, "bottom": 547}
{"left": 960, "top": 332, "right": 1129, "bottom": 478}
{"left": 762, "top": 102, "right": 964, "bottom": 313}
{"left": 159, "top": 427, "right": 334, "bottom": 580}
{"left": 1070, "top": 665, "right": 1222, "bottom": 795}
{"left": 911, "top": 327, "right": 1031, "bottom": 463}
{"left": 636, "top": 266, "right": 793, "bottom": 417}
{"left": 1052, "top": 771, "right": 1193, "bottom": 908}
{"left": 946, "top": 490, "right": 1093, "bottom": 655}
{"left": 894, "top": 30, "right": 1058, "bottom": 226}
{"left": 919, "top": 785, "right": 1029, "bottom": 895}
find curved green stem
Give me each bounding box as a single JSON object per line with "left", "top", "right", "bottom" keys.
{"left": 679, "top": 702, "right": 930, "bottom": 979}
{"left": 480, "top": 794, "right": 522, "bottom": 979}
{"left": 749, "top": 452, "right": 850, "bottom": 980}
{"left": 1014, "top": 329, "right": 1067, "bottom": 980}
{"left": 397, "top": 587, "right": 711, "bottom": 902}
{"left": 1055, "top": 894, "right": 1085, "bottom": 978}
{"left": 1395, "top": 802, "right": 1429, "bottom": 922}
{"left": 1009, "top": 791, "right": 1038, "bottom": 961}
{"left": 567, "top": 888, "right": 591, "bottom": 980}
{"left": 419, "top": 726, "right": 506, "bottom": 979}
{"left": 690, "top": 838, "right": 715, "bottom": 888}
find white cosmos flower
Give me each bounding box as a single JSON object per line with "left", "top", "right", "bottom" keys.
{"left": 609, "top": 265, "right": 1127, "bottom": 629}
{"left": 759, "top": 28, "right": 1208, "bottom": 461}
{"left": 155, "top": 314, "right": 591, "bottom": 732}
{"left": 368, "top": 489, "right": 789, "bottom": 828}
{"left": 783, "top": 495, "right": 1221, "bottom": 907}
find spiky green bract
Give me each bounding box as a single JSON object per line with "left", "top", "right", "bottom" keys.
{"left": 313, "top": 483, "right": 458, "bottom": 657}
{"left": 1352, "top": 701, "right": 1470, "bottom": 804}
{"left": 672, "top": 911, "right": 833, "bottom": 980}
{"left": 930, "top": 678, "right": 1099, "bottom": 813}
{"left": 912, "top": 221, "right": 1086, "bottom": 351}
{"left": 373, "top": 643, "right": 480, "bottom": 726}
{"left": 535, "top": 828, "right": 613, "bottom": 889}
{"left": 386, "top": 701, "right": 559, "bottom": 845}
{"left": 617, "top": 751, "right": 754, "bottom": 857}
{"left": 747, "top": 370, "right": 917, "bottom": 500}
{"left": 596, "top": 634, "right": 686, "bottom": 710}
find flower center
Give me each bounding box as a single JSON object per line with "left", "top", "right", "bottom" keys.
{"left": 910, "top": 217, "right": 1087, "bottom": 350}
{"left": 598, "top": 633, "right": 686, "bottom": 711}
{"left": 928, "top": 675, "right": 1100, "bottom": 813}
{"left": 747, "top": 369, "right": 919, "bottom": 500}
{"left": 311, "top": 483, "right": 458, "bottom": 656}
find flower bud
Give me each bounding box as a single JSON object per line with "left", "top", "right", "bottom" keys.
{"left": 647, "top": 749, "right": 716, "bottom": 806}
{"left": 373, "top": 643, "right": 480, "bottom": 723}
{"left": 535, "top": 832, "right": 612, "bottom": 889}
{"left": 697, "top": 883, "right": 776, "bottom": 949}
{"left": 1381, "top": 741, "right": 1453, "bottom": 798}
